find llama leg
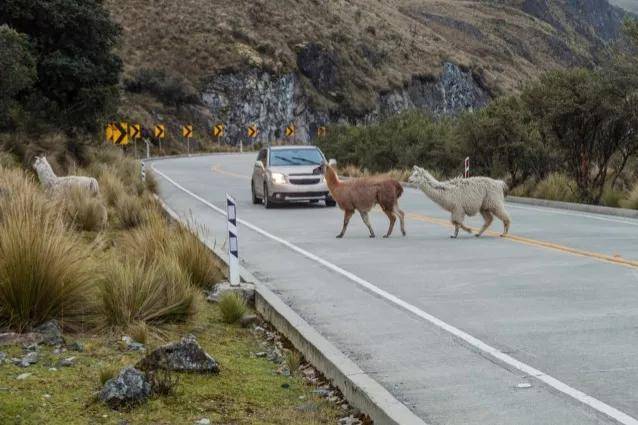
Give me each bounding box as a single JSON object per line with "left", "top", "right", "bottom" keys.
{"left": 360, "top": 211, "right": 375, "bottom": 238}
{"left": 492, "top": 207, "right": 511, "bottom": 237}
{"left": 394, "top": 205, "right": 406, "bottom": 236}
{"left": 337, "top": 209, "right": 354, "bottom": 238}
{"left": 451, "top": 209, "right": 471, "bottom": 237}
{"left": 382, "top": 208, "right": 396, "bottom": 238}
{"left": 476, "top": 210, "right": 494, "bottom": 238}
{"left": 451, "top": 223, "right": 460, "bottom": 239}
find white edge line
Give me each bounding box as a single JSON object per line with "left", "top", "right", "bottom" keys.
{"left": 507, "top": 203, "right": 638, "bottom": 226}
{"left": 151, "top": 162, "right": 638, "bottom": 425}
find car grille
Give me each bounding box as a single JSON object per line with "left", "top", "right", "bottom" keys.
{"left": 283, "top": 191, "right": 327, "bottom": 198}
{"left": 289, "top": 178, "right": 320, "bottom": 185}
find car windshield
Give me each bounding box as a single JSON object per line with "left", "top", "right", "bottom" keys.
{"left": 269, "top": 149, "right": 324, "bottom": 166}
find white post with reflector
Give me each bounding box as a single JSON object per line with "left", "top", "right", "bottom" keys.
{"left": 226, "top": 194, "right": 240, "bottom": 287}
{"left": 464, "top": 157, "right": 470, "bottom": 178}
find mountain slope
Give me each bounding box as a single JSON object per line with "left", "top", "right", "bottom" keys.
{"left": 105, "top": 0, "right": 630, "bottom": 142}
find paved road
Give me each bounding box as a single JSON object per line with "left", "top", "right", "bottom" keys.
{"left": 152, "top": 153, "right": 638, "bottom": 425}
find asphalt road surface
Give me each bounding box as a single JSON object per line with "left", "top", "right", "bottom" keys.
{"left": 152, "top": 153, "right": 638, "bottom": 425}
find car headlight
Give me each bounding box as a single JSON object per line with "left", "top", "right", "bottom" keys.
{"left": 270, "top": 172, "right": 286, "bottom": 184}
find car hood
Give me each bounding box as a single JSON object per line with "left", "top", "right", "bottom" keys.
{"left": 268, "top": 165, "right": 323, "bottom": 176}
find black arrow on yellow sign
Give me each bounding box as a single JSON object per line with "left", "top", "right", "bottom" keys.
{"left": 154, "top": 124, "right": 165, "bottom": 139}
{"left": 285, "top": 124, "right": 295, "bottom": 137}
{"left": 213, "top": 124, "right": 224, "bottom": 137}
{"left": 247, "top": 125, "right": 258, "bottom": 138}
{"left": 128, "top": 123, "right": 141, "bottom": 140}
{"left": 109, "top": 122, "right": 129, "bottom": 145}
{"left": 182, "top": 124, "right": 193, "bottom": 138}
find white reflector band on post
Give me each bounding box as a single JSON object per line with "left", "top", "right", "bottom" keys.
{"left": 464, "top": 157, "right": 470, "bottom": 178}
{"left": 226, "top": 194, "right": 240, "bottom": 287}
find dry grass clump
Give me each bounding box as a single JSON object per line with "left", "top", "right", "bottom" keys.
{"left": 119, "top": 214, "right": 224, "bottom": 288}
{"left": 100, "top": 169, "right": 128, "bottom": 207}
{"left": 57, "top": 187, "right": 108, "bottom": 232}
{"left": 531, "top": 173, "right": 579, "bottom": 203}
{"left": 0, "top": 168, "right": 97, "bottom": 331}
{"left": 144, "top": 170, "right": 158, "bottom": 194}
{"left": 620, "top": 184, "right": 638, "bottom": 210}
{"left": 218, "top": 292, "right": 247, "bottom": 324}
{"left": 115, "top": 194, "right": 149, "bottom": 229}
{"left": 98, "top": 256, "right": 199, "bottom": 329}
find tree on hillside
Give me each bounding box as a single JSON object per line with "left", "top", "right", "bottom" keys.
{"left": 0, "top": 0, "right": 122, "bottom": 133}
{"left": 523, "top": 69, "right": 638, "bottom": 203}
{"left": 455, "top": 96, "right": 556, "bottom": 187}
{"left": 0, "top": 25, "right": 37, "bottom": 129}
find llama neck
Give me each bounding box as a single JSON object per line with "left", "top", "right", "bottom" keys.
{"left": 35, "top": 160, "right": 58, "bottom": 187}
{"left": 324, "top": 165, "right": 340, "bottom": 192}
{"left": 417, "top": 172, "right": 454, "bottom": 210}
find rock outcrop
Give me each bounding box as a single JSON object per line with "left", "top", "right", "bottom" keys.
{"left": 99, "top": 367, "right": 151, "bottom": 409}
{"left": 136, "top": 334, "right": 219, "bottom": 374}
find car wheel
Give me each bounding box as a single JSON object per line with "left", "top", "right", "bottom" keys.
{"left": 263, "top": 184, "right": 273, "bottom": 209}
{"left": 251, "top": 182, "right": 260, "bottom": 204}
{"left": 325, "top": 199, "right": 337, "bottom": 207}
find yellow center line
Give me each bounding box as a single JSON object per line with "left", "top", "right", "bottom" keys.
{"left": 406, "top": 212, "right": 638, "bottom": 269}
{"left": 210, "top": 164, "right": 637, "bottom": 269}
{"left": 211, "top": 164, "right": 250, "bottom": 180}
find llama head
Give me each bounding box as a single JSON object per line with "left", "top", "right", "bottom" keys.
{"left": 409, "top": 165, "right": 424, "bottom": 184}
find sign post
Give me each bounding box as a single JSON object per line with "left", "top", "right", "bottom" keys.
{"left": 464, "top": 157, "right": 470, "bottom": 178}
{"left": 182, "top": 124, "right": 193, "bottom": 155}
{"left": 226, "top": 194, "right": 240, "bottom": 287}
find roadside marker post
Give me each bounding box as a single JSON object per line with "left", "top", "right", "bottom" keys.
{"left": 226, "top": 194, "right": 240, "bottom": 287}
{"left": 182, "top": 124, "right": 193, "bottom": 155}
{"left": 246, "top": 125, "right": 258, "bottom": 153}
{"left": 464, "top": 157, "right": 470, "bottom": 178}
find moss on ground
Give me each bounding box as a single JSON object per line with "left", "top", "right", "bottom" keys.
{"left": 0, "top": 305, "right": 341, "bottom": 425}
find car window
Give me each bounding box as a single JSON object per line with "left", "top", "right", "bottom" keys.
{"left": 269, "top": 149, "right": 324, "bottom": 166}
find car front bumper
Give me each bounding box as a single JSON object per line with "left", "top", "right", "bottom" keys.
{"left": 269, "top": 181, "right": 332, "bottom": 202}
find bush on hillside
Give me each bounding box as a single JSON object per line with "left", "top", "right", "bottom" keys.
{"left": 125, "top": 68, "right": 200, "bottom": 107}
{"left": 531, "top": 173, "right": 579, "bottom": 203}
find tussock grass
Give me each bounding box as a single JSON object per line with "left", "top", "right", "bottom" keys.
{"left": 119, "top": 214, "right": 224, "bottom": 288}
{"left": 57, "top": 187, "right": 108, "bottom": 232}
{"left": 100, "top": 169, "right": 128, "bottom": 207}
{"left": 285, "top": 350, "right": 302, "bottom": 374}
{"left": 531, "top": 173, "right": 579, "bottom": 203}
{"left": 620, "top": 184, "right": 638, "bottom": 209}
{"left": 98, "top": 256, "right": 199, "bottom": 329}
{"left": 144, "top": 170, "right": 158, "bottom": 194}
{"left": 115, "top": 194, "right": 148, "bottom": 229}
{"left": 0, "top": 169, "right": 97, "bottom": 331}
{"left": 218, "top": 292, "right": 247, "bottom": 324}
{"left": 99, "top": 366, "right": 118, "bottom": 385}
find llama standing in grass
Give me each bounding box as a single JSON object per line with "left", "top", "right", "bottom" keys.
{"left": 324, "top": 164, "right": 406, "bottom": 238}
{"left": 409, "top": 165, "right": 510, "bottom": 238}
{"left": 33, "top": 155, "right": 100, "bottom": 195}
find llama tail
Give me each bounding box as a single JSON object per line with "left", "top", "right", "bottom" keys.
{"left": 499, "top": 180, "right": 509, "bottom": 195}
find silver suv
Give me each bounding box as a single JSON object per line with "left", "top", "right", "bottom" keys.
{"left": 251, "top": 145, "right": 337, "bottom": 208}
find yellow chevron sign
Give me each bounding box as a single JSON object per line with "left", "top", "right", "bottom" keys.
{"left": 247, "top": 125, "right": 258, "bottom": 138}
{"left": 106, "top": 123, "right": 114, "bottom": 142}
{"left": 154, "top": 124, "right": 165, "bottom": 139}
{"left": 182, "top": 124, "right": 193, "bottom": 138}
{"left": 213, "top": 124, "right": 224, "bottom": 137}
{"left": 107, "top": 122, "right": 129, "bottom": 145}
{"left": 285, "top": 124, "right": 295, "bottom": 137}
{"left": 317, "top": 126, "right": 327, "bottom": 137}
{"left": 128, "top": 123, "right": 141, "bottom": 140}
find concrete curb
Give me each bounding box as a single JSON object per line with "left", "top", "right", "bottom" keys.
{"left": 403, "top": 182, "right": 638, "bottom": 219}
{"left": 152, "top": 177, "right": 427, "bottom": 425}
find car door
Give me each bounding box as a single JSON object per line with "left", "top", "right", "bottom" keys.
{"left": 253, "top": 148, "right": 268, "bottom": 196}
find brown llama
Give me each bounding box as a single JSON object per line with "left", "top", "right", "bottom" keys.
{"left": 323, "top": 164, "right": 406, "bottom": 238}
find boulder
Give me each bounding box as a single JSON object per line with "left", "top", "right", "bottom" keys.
{"left": 15, "top": 351, "right": 39, "bottom": 368}
{"left": 34, "top": 320, "right": 64, "bottom": 346}
{"left": 136, "top": 335, "right": 219, "bottom": 374}
{"left": 0, "top": 332, "right": 42, "bottom": 347}
{"left": 99, "top": 367, "right": 151, "bottom": 409}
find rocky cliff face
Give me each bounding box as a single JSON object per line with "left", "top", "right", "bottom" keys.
{"left": 201, "top": 62, "right": 488, "bottom": 145}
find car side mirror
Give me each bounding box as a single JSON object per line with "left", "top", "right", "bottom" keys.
{"left": 328, "top": 158, "right": 337, "bottom": 167}
{"left": 255, "top": 160, "right": 264, "bottom": 169}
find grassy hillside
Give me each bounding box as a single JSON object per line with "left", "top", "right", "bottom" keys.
{"left": 106, "top": 0, "right": 627, "bottom": 101}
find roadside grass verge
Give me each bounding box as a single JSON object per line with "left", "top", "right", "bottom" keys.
{"left": 0, "top": 305, "right": 342, "bottom": 425}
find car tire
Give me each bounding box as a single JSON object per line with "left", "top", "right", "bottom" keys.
{"left": 251, "top": 182, "right": 260, "bottom": 204}
{"left": 263, "top": 184, "right": 273, "bottom": 209}
{"left": 325, "top": 199, "right": 337, "bottom": 207}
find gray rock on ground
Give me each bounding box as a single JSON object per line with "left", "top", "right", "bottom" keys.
{"left": 57, "top": 356, "right": 76, "bottom": 367}
{"left": 14, "top": 351, "right": 39, "bottom": 368}
{"left": 99, "top": 367, "right": 151, "bottom": 409}
{"left": 136, "top": 334, "right": 219, "bottom": 373}
{"left": 206, "top": 281, "right": 255, "bottom": 304}
{"left": 34, "top": 320, "right": 65, "bottom": 346}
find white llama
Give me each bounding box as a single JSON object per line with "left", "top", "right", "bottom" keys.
{"left": 33, "top": 155, "right": 100, "bottom": 195}
{"left": 409, "top": 165, "right": 511, "bottom": 238}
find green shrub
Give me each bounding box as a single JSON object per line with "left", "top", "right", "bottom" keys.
{"left": 98, "top": 256, "right": 198, "bottom": 328}
{"left": 531, "top": 173, "right": 579, "bottom": 203}
{"left": 0, "top": 169, "right": 96, "bottom": 331}
{"left": 124, "top": 68, "right": 199, "bottom": 106}
{"left": 218, "top": 292, "right": 246, "bottom": 324}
